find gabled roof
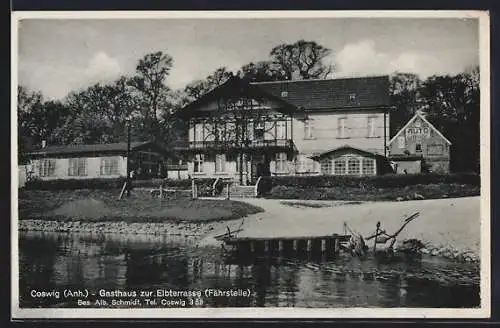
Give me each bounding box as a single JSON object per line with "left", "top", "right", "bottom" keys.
{"left": 27, "top": 141, "right": 168, "bottom": 157}
{"left": 388, "top": 113, "right": 452, "bottom": 145}
{"left": 253, "top": 75, "right": 391, "bottom": 111}
{"left": 309, "top": 145, "right": 380, "bottom": 160}
{"left": 177, "top": 76, "right": 304, "bottom": 119}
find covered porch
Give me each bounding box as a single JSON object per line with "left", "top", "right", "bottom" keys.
{"left": 176, "top": 75, "right": 304, "bottom": 185}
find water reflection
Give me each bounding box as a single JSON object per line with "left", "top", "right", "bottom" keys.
{"left": 18, "top": 231, "right": 480, "bottom": 308}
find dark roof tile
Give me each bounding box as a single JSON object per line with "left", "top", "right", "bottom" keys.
{"left": 252, "top": 75, "right": 390, "bottom": 111}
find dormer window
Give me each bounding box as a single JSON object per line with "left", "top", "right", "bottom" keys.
{"left": 281, "top": 91, "right": 288, "bottom": 97}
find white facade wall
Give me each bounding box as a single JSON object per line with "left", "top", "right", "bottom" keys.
{"left": 29, "top": 156, "right": 128, "bottom": 180}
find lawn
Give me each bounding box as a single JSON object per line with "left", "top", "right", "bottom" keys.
{"left": 17, "top": 189, "right": 264, "bottom": 223}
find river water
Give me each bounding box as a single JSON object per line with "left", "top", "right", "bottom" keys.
{"left": 18, "top": 231, "right": 480, "bottom": 308}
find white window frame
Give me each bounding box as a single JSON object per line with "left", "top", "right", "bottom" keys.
{"left": 415, "top": 143, "right": 422, "bottom": 153}
{"left": 367, "top": 116, "right": 377, "bottom": 138}
{"left": 100, "top": 157, "right": 119, "bottom": 176}
{"left": 215, "top": 153, "right": 226, "bottom": 173}
{"left": 347, "top": 157, "right": 361, "bottom": 175}
{"left": 333, "top": 158, "right": 346, "bottom": 175}
{"left": 68, "top": 158, "right": 88, "bottom": 176}
{"left": 321, "top": 158, "right": 333, "bottom": 175}
{"left": 276, "top": 120, "right": 287, "bottom": 140}
{"left": 362, "top": 158, "right": 376, "bottom": 175}
{"left": 193, "top": 154, "right": 204, "bottom": 173}
{"left": 275, "top": 152, "right": 288, "bottom": 173}
{"left": 39, "top": 159, "right": 56, "bottom": 177}
{"left": 304, "top": 119, "right": 314, "bottom": 139}
{"left": 194, "top": 123, "right": 204, "bottom": 142}
{"left": 338, "top": 117, "right": 347, "bottom": 138}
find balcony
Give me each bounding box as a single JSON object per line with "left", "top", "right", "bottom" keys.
{"left": 187, "top": 139, "right": 296, "bottom": 153}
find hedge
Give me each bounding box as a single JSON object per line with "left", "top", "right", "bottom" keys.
{"left": 24, "top": 178, "right": 127, "bottom": 190}
{"left": 267, "top": 184, "right": 480, "bottom": 201}
{"left": 257, "top": 172, "right": 480, "bottom": 195}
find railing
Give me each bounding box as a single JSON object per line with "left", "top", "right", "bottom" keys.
{"left": 188, "top": 139, "right": 294, "bottom": 150}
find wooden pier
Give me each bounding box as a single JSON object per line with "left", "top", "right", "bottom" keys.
{"left": 218, "top": 234, "right": 352, "bottom": 260}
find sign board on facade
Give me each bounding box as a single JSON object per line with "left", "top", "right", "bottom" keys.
{"left": 405, "top": 120, "right": 430, "bottom": 141}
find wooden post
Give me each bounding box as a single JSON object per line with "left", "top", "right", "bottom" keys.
{"left": 374, "top": 221, "right": 381, "bottom": 253}
{"left": 264, "top": 240, "right": 269, "bottom": 253}
{"left": 278, "top": 240, "right": 284, "bottom": 254}
{"left": 293, "top": 240, "right": 298, "bottom": 252}
{"left": 334, "top": 238, "right": 340, "bottom": 256}
{"left": 192, "top": 179, "right": 198, "bottom": 199}
{"left": 250, "top": 241, "right": 255, "bottom": 253}
{"left": 321, "top": 239, "right": 326, "bottom": 253}
{"left": 307, "top": 239, "right": 312, "bottom": 253}
{"left": 226, "top": 182, "right": 230, "bottom": 200}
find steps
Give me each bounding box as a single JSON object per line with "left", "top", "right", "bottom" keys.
{"left": 225, "top": 185, "right": 256, "bottom": 198}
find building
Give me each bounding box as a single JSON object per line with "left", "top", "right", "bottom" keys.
{"left": 388, "top": 112, "right": 452, "bottom": 173}
{"left": 177, "top": 75, "right": 392, "bottom": 185}
{"left": 25, "top": 141, "right": 171, "bottom": 181}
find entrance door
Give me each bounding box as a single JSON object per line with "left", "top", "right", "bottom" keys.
{"left": 250, "top": 154, "right": 271, "bottom": 184}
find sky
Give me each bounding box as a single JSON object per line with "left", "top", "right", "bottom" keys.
{"left": 17, "top": 16, "right": 480, "bottom": 100}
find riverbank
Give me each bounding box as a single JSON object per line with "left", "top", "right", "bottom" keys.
{"left": 18, "top": 189, "right": 263, "bottom": 223}
{"left": 18, "top": 218, "right": 232, "bottom": 241}
{"left": 198, "top": 196, "right": 481, "bottom": 263}
{"left": 17, "top": 189, "right": 482, "bottom": 263}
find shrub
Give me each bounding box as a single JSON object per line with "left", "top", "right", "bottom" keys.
{"left": 24, "top": 178, "right": 127, "bottom": 190}
{"left": 260, "top": 172, "right": 479, "bottom": 191}
{"left": 266, "top": 184, "right": 480, "bottom": 201}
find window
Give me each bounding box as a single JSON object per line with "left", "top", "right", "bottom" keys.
{"left": 304, "top": 119, "right": 314, "bottom": 139}
{"left": 100, "top": 157, "right": 119, "bottom": 175}
{"left": 194, "top": 124, "right": 204, "bottom": 142}
{"left": 276, "top": 152, "right": 288, "bottom": 173}
{"left": 246, "top": 122, "right": 254, "bottom": 141}
{"left": 215, "top": 154, "right": 226, "bottom": 173}
{"left": 281, "top": 91, "right": 288, "bottom": 97}
{"left": 333, "top": 159, "right": 346, "bottom": 175}
{"left": 367, "top": 117, "right": 377, "bottom": 137}
{"left": 276, "top": 121, "right": 287, "bottom": 139}
{"left": 347, "top": 157, "right": 361, "bottom": 175}
{"left": 362, "top": 158, "right": 376, "bottom": 175}
{"left": 321, "top": 158, "right": 333, "bottom": 174}
{"left": 194, "top": 154, "right": 204, "bottom": 173}
{"left": 415, "top": 144, "right": 422, "bottom": 152}
{"left": 254, "top": 121, "right": 265, "bottom": 141}
{"left": 214, "top": 124, "right": 226, "bottom": 141}
{"left": 397, "top": 136, "right": 406, "bottom": 149}
{"left": 428, "top": 144, "right": 444, "bottom": 155}
{"left": 349, "top": 93, "right": 357, "bottom": 101}
{"left": 39, "top": 159, "right": 56, "bottom": 177}
{"left": 338, "top": 118, "right": 347, "bottom": 138}
{"left": 68, "top": 158, "right": 87, "bottom": 176}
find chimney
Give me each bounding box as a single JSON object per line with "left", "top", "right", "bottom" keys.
{"left": 41, "top": 140, "right": 46, "bottom": 148}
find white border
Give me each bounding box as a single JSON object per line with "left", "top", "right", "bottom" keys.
{"left": 11, "top": 10, "right": 491, "bottom": 320}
